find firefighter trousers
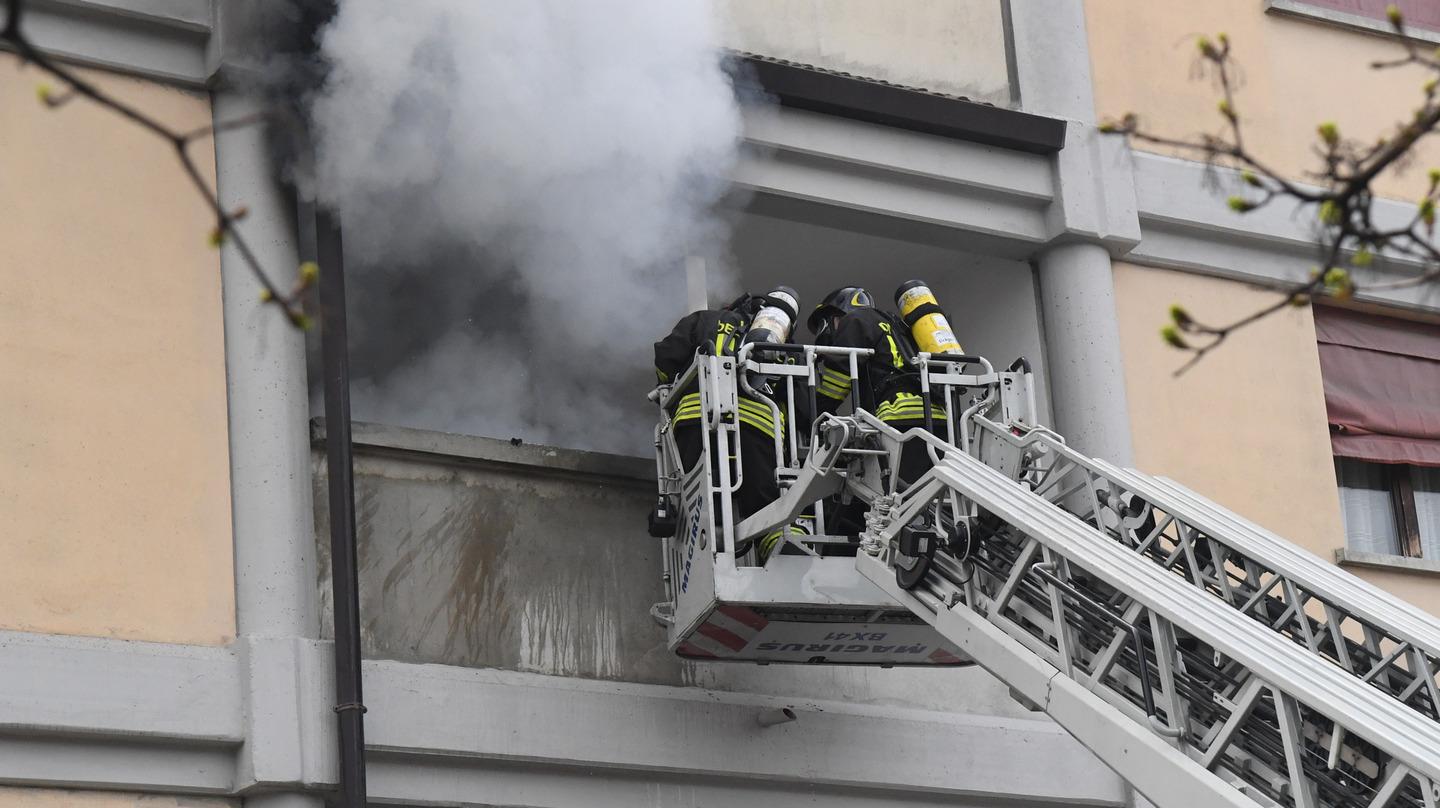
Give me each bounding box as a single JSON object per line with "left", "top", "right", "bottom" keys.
{"left": 824, "top": 418, "right": 940, "bottom": 545}
{"left": 674, "top": 421, "right": 779, "bottom": 529}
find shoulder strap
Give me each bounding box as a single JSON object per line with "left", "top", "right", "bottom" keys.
{"left": 878, "top": 310, "right": 920, "bottom": 366}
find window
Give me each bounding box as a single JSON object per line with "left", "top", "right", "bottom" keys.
{"left": 1335, "top": 458, "right": 1440, "bottom": 558}
{"left": 1267, "top": 0, "right": 1440, "bottom": 43}
{"left": 1315, "top": 306, "right": 1440, "bottom": 559}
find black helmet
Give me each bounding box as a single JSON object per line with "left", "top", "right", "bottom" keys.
{"left": 807, "top": 286, "right": 874, "bottom": 335}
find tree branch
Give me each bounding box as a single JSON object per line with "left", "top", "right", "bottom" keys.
{"left": 2, "top": 0, "right": 313, "bottom": 327}
{"left": 1101, "top": 10, "right": 1440, "bottom": 374}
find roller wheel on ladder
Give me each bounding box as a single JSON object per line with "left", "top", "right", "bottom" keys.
{"left": 893, "top": 526, "right": 938, "bottom": 590}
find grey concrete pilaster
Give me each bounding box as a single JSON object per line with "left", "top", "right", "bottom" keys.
{"left": 1035, "top": 242, "right": 1135, "bottom": 463}
{"left": 1045, "top": 124, "right": 1141, "bottom": 249}
{"left": 1010, "top": 0, "right": 1140, "bottom": 250}
{"left": 1009, "top": 0, "right": 1139, "bottom": 465}
{"left": 1007, "top": 0, "right": 1097, "bottom": 121}
{"left": 215, "top": 88, "right": 335, "bottom": 793}
{"left": 215, "top": 89, "right": 318, "bottom": 641}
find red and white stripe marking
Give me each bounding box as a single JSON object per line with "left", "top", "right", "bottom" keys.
{"left": 677, "top": 605, "right": 769, "bottom": 658}
{"left": 928, "top": 647, "right": 967, "bottom": 665}
{"left": 676, "top": 641, "right": 716, "bottom": 659}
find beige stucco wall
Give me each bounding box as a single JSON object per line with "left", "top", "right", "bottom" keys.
{"left": 0, "top": 787, "right": 231, "bottom": 808}
{"left": 0, "top": 54, "right": 236, "bottom": 645}
{"left": 719, "top": 0, "right": 1012, "bottom": 104}
{"left": 1112, "top": 263, "right": 1440, "bottom": 616}
{"left": 1087, "top": 0, "right": 1440, "bottom": 200}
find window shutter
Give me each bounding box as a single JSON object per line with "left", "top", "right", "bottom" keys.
{"left": 1314, "top": 306, "right": 1440, "bottom": 468}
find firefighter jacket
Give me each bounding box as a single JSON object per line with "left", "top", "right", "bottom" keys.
{"left": 814, "top": 307, "right": 945, "bottom": 424}
{"left": 654, "top": 308, "right": 784, "bottom": 439}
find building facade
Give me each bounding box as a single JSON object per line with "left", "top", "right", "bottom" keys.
{"left": 0, "top": 1, "right": 1436, "bottom": 807}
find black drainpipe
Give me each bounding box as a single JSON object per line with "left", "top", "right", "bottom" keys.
{"left": 315, "top": 208, "right": 368, "bottom": 807}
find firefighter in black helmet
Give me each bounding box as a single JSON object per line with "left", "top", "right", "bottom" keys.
{"left": 809, "top": 286, "right": 945, "bottom": 489}
{"left": 653, "top": 290, "right": 801, "bottom": 559}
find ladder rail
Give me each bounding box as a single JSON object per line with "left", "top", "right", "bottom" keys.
{"left": 850, "top": 426, "right": 1440, "bottom": 807}
{"left": 975, "top": 416, "right": 1440, "bottom": 723}
{"left": 1105, "top": 465, "right": 1440, "bottom": 662}
{"left": 915, "top": 449, "right": 1440, "bottom": 784}
{"left": 1119, "top": 468, "right": 1440, "bottom": 727}
{"left": 856, "top": 550, "right": 1259, "bottom": 808}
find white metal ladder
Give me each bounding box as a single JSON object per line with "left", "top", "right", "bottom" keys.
{"left": 653, "top": 346, "right": 1440, "bottom": 808}
{"left": 836, "top": 413, "right": 1440, "bottom": 808}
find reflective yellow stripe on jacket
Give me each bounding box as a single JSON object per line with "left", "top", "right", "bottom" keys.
{"left": 736, "top": 397, "right": 784, "bottom": 438}
{"left": 672, "top": 392, "right": 784, "bottom": 438}
{"left": 759, "top": 529, "right": 784, "bottom": 563}
{"left": 876, "top": 392, "right": 946, "bottom": 423}
{"left": 877, "top": 321, "right": 906, "bottom": 369}
{"left": 759, "top": 517, "right": 814, "bottom": 563}
{"left": 673, "top": 392, "right": 703, "bottom": 424}
{"left": 817, "top": 366, "right": 853, "bottom": 401}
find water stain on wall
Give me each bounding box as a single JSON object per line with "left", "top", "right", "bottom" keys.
{"left": 316, "top": 449, "right": 686, "bottom": 685}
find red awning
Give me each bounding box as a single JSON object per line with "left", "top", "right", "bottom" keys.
{"left": 1315, "top": 306, "right": 1440, "bottom": 467}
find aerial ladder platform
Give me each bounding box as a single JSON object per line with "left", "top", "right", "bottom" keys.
{"left": 648, "top": 344, "right": 1440, "bottom": 808}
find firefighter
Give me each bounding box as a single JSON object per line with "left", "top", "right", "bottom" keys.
{"left": 653, "top": 291, "right": 795, "bottom": 559}
{"left": 808, "top": 286, "right": 946, "bottom": 492}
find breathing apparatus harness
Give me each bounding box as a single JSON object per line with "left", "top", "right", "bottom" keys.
{"left": 808, "top": 281, "right": 964, "bottom": 413}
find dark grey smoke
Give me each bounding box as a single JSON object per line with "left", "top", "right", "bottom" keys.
{"left": 218, "top": 0, "right": 336, "bottom": 181}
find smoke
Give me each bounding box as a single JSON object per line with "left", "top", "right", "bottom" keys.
{"left": 306, "top": 0, "right": 743, "bottom": 453}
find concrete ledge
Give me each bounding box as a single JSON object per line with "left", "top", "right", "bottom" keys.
{"left": 0, "top": 630, "right": 242, "bottom": 742}
{"left": 744, "top": 105, "right": 1052, "bottom": 202}
{"left": 0, "top": 735, "right": 235, "bottom": 794}
{"left": 313, "top": 419, "right": 655, "bottom": 483}
{"left": 737, "top": 105, "right": 1055, "bottom": 258}
{"left": 0, "top": 630, "right": 242, "bottom": 793}
{"left": 736, "top": 108, "right": 1142, "bottom": 260}
{"left": 31, "top": 0, "right": 211, "bottom": 32}
{"left": 0, "top": 0, "right": 211, "bottom": 86}
{"left": 1335, "top": 548, "right": 1440, "bottom": 576}
{"left": 367, "top": 753, "right": 1032, "bottom": 808}
{"left": 363, "top": 659, "right": 1126, "bottom": 806}
{"left": 1130, "top": 152, "right": 1440, "bottom": 315}
{"left": 0, "top": 630, "right": 1126, "bottom": 804}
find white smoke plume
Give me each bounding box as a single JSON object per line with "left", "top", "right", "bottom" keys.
{"left": 308, "top": 0, "right": 742, "bottom": 454}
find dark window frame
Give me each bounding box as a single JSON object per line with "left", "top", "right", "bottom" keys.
{"left": 1388, "top": 465, "right": 1425, "bottom": 558}
{"left": 1336, "top": 458, "right": 1431, "bottom": 559}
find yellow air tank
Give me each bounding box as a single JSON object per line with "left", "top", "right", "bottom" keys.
{"left": 895, "top": 280, "right": 963, "bottom": 355}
